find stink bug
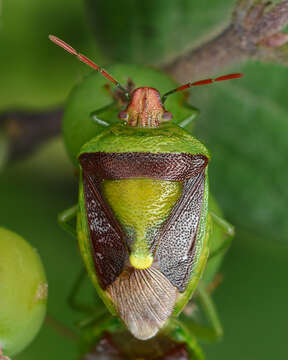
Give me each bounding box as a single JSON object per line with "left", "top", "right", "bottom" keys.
{"left": 51, "top": 35, "right": 241, "bottom": 359}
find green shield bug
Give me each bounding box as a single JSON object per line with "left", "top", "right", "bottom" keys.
{"left": 51, "top": 35, "right": 242, "bottom": 358}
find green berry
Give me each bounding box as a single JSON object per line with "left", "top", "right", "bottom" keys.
{"left": 0, "top": 228, "right": 48, "bottom": 357}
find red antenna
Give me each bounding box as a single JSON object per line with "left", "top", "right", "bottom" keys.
{"left": 161, "top": 73, "right": 243, "bottom": 103}
{"left": 49, "top": 35, "right": 129, "bottom": 98}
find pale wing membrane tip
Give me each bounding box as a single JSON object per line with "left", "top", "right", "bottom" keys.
{"left": 107, "top": 267, "right": 177, "bottom": 340}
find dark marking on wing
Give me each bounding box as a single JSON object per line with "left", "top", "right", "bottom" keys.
{"left": 81, "top": 171, "right": 127, "bottom": 289}
{"left": 155, "top": 170, "right": 206, "bottom": 292}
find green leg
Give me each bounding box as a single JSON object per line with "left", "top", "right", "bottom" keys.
{"left": 196, "top": 282, "right": 223, "bottom": 340}
{"left": 68, "top": 267, "right": 96, "bottom": 314}
{"left": 209, "top": 211, "right": 234, "bottom": 259}
{"left": 77, "top": 310, "right": 118, "bottom": 331}
{"left": 174, "top": 104, "right": 199, "bottom": 130}
{"left": 67, "top": 267, "right": 113, "bottom": 331}
{"left": 81, "top": 316, "right": 122, "bottom": 352}
{"left": 90, "top": 102, "right": 116, "bottom": 127}
{"left": 180, "top": 282, "right": 223, "bottom": 343}
{"left": 58, "top": 207, "right": 97, "bottom": 313}
{"left": 68, "top": 268, "right": 110, "bottom": 326}
{"left": 179, "top": 213, "right": 234, "bottom": 345}
{"left": 58, "top": 205, "right": 78, "bottom": 238}
{"left": 168, "top": 319, "right": 205, "bottom": 360}
{"left": 210, "top": 211, "right": 234, "bottom": 237}
{"left": 58, "top": 208, "right": 98, "bottom": 314}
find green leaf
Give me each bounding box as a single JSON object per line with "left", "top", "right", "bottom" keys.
{"left": 0, "top": 0, "right": 100, "bottom": 109}
{"left": 194, "top": 61, "right": 288, "bottom": 243}
{"left": 86, "top": 0, "right": 233, "bottom": 64}
{"left": 204, "top": 230, "right": 288, "bottom": 359}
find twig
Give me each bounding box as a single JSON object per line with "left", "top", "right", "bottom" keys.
{"left": 45, "top": 313, "right": 79, "bottom": 342}
{"left": 0, "top": 107, "right": 62, "bottom": 162}
{"left": 164, "top": 0, "right": 288, "bottom": 82}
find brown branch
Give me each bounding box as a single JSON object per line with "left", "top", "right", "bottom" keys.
{"left": 0, "top": 107, "right": 63, "bottom": 163}
{"left": 45, "top": 313, "right": 79, "bottom": 342}
{"left": 164, "top": 0, "right": 288, "bottom": 83}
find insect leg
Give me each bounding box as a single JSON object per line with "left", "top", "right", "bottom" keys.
{"left": 209, "top": 211, "right": 234, "bottom": 259}
{"left": 196, "top": 282, "right": 223, "bottom": 341}
{"left": 173, "top": 104, "right": 199, "bottom": 130}
{"left": 76, "top": 312, "right": 120, "bottom": 336}
{"left": 58, "top": 205, "right": 78, "bottom": 238}
{"left": 67, "top": 266, "right": 96, "bottom": 313}
{"left": 168, "top": 319, "right": 205, "bottom": 360}
{"left": 90, "top": 101, "right": 117, "bottom": 127}
{"left": 180, "top": 282, "right": 223, "bottom": 343}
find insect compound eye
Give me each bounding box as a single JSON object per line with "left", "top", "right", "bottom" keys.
{"left": 118, "top": 111, "right": 129, "bottom": 121}
{"left": 162, "top": 111, "right": 173, "bottom": 121}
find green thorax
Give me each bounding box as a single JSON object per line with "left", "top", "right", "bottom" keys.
{"left": 79, "top": 122, "right": 210, "bottom": 157}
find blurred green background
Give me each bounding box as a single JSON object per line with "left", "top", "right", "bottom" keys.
{"left": 0, "top": 0, "right": 288, "bottom": 359}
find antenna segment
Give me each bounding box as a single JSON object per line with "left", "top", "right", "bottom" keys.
{"left": 162, "top": 73, "right": 243, "bottom": 103}
{"left": 49, "top": 35, "right": 129, "bottom": 98}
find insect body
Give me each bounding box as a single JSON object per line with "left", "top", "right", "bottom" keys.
{"left": 78, "top": 121, "right": 210, "bottom": 340}
{"left": 51, "top": 35, "right": 241, "bottom": 358}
